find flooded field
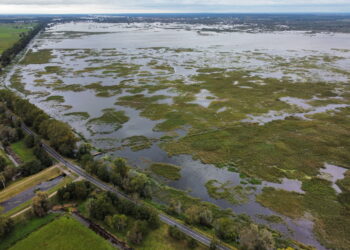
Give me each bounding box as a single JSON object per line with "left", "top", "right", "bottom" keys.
{"left": 5, "top": 22, "right": 350, "bottom": 249}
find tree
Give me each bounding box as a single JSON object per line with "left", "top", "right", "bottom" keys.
{"left": 210, "top": 238, "right": 219, "bottom": 250}
{"left": 24, "top": 135, "right": 35, "bottom": 148}
{"left": 32, "top": 191, "right": 49, "bottom": 217}
{"left": 0, "top": 156, "right": 6, "bottom": 172}
{"left": 167, "top": 199, "right": 182, "bottom": 215}
{"left": 2, "top": 166, "right": 17, "bottom": 185}
{"left": 127, "top": 173, "right": 148, "bottom": 196}
{"left": 74, "top": 181, "right": 89, "bottom": 200}
{"left": 188, "top": 238, "right": 198, "bottom": 249}
{"left": 20, "top": 160, "right": 43, "bottom": 176}
{"left": 239, "top": 224, "right": 275, "bottom": 250}
{"left": 97, "top": 164, "right": 110, "bottom": 182}
{"left": 127, "top": 220, "right": 148, "bottom": 245}
{"left": 112, "top": 214, "right": 128, "bottom": 231}
{"left": 185, "top": 205, "right": 201, "bottom": 225}
{"left": 113, "top": 158, "right": 128, "bottom": 178}
{"left": 33, "top": 145, "right": 52, "bottom": 168}
{"left": 76, "top": 143, "right": 91, "bottom": 160}
{"left": 214, "top": 217, "right": 238, "bottom": 242}
{"left": 168, "top": 225, "right": 186, "bottom": 240}
{"left": 0, "top": 174, "right": 6, "bottom": 189}
{"left": 199, "top": 208, "right": 213, "bottom": 227}
{"left": 0, "top": 216, "right": 13, "bottom": 238}
{"left": 87, "top": 194, "right": 113, "bottom": 220}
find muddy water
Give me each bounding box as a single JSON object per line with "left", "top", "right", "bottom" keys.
{"left": 5, "top": 22, "right": 350, "bottom": 249}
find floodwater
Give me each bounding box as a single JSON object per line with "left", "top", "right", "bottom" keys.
{"left": 4, "top": 22, "right": 350, "bottom": 249}
{"left": 0, "top": 176, "right": 64, "bottom": 213}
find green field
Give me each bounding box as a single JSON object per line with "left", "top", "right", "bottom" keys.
{"left": 0, "top": 213, "right": 58, "bottom": 250}
{"left": 0, "top": 23, "right": 34, "bottom": 54}
{"left": 10, "top": 140, "right": 36, "bottom": 163}
{"left": 10, "top": 215, "right": 115, "bottom": 250}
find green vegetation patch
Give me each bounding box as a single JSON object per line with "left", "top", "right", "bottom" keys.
{"left": 150, "top": 162, "right": 182, "bottom": 180}
{"left": 0, "top": 213, "right": 58, "bottom": 250}
{"left": 10, "top": 70, "right": 30, "bottom": 95}
{"left": 21, "top": 49, "right": 55, "bottom": 65}
{"left": 256, "top": 187, "right": 305, "bottom": 219}
{"left": 205, "top": 180, "right": 253, "bottom": 205}
{"left": 64, "top": 112, "right": 90, "bottom": 120}
{"left": 44, "top": 95, "right": 65, "bottom": 103}
{"left": 10, "top": 215, "right": 115, "bottom": 250}
{"left": 257, "top": 214, "right": 284, "bottom": 224}
{"left": 76, "top": 62, "right": 141, "bottom": 77}
{"left": 256, "top": 178, "right": 350, "bottom": 249}
{"left": 116, "top": 94, "right": 169, "bottom": 109}
{"left": 0, "top": 23, "right": 35, "bottom": 54}
{"left": 121, "top": 135, "right": 153, "bottom": 151}
{"left": 10, "top": 140, "right": 36, "bottom": 163}
{"left": 54, "top": 84, "right": 85, "bottom": 92}
{"left": 88, "top": 108, "right": 129, "bottom": 131}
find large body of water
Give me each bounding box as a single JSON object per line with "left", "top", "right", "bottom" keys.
{"left": 5, "top": 22, "right": 350, "bottom": 249}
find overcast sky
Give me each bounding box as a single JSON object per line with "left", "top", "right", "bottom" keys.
{"left": 0, "top": 0, "right": 350, "bottom": 14}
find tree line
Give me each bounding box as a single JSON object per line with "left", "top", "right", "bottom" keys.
{"left": 0, "top": 89, "right": 78, "bottom": 157}
{"left": 0, "top": 104, "right": 53, "bottom": 189}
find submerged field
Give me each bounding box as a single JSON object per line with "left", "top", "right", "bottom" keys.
{"left": 5, "top": 21, "right": 350, "bottom": 249}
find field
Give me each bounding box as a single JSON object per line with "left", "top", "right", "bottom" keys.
{"left": 0, "top": 213, "right": 58, "bottom": 250}
{"left": 10, "top": 140, "right": 36, "bottom": 163}
{"left": 10, "top": 215, "right": 115, "bottom": 250}
{"left": 0, "top": 166, "right": 61, "bottom": 203}
{"left": 0, "top": 23, "right": 34, "bottom": 54}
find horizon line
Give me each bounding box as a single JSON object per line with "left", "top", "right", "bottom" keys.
{"left": 1, "top": 12, "right": 350, "bottom": 15}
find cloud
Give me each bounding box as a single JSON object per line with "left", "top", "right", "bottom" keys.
{"left": 0, "top": 0, "right": 349, "bottom": 13}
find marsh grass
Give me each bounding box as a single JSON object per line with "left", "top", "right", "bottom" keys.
{"left": 257, "top": 177, "right": 350, "bottom": 249}
{"left": 205, "top": 180, "right": 253, "bottom": 205}
{"left": 44, "top": 95, "right": 65, "bottom": 103}
{"left": 121, "top": 135, "right": 153, "bottom": 151}
{"left": 87, "top": 108, "right": 129, "bottom": 132}
{"left": 64, "top": 112, "right": 90, "bottom": 120}
{"left": 150, "top": 163, "right": 182, "bottom": 180}
{"left": 20, "top": 49, "right": 54, "bottom": 65}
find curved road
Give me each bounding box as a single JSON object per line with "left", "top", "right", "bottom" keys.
{"left": 21, "top": 124, "right": 230, "bottom": 250}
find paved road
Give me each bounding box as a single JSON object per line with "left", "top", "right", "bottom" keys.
{"left": 21, "top": 124, "right": 230, "bottom": 250}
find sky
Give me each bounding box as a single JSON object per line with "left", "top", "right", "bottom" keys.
{"left": 0, "top": 0, "right": 350, "bottom": 14}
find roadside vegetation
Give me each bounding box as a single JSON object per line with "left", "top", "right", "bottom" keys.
{"left": 0, "top": 89, "right": 78, "bottom": 157}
